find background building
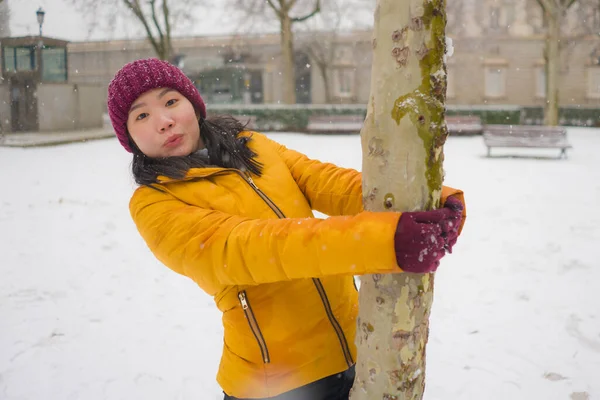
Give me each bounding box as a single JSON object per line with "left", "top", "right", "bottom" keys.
{"left": 2, "top": 0, "right": 599, "bottom": 132}
{"left": 0, "top": 0, "right": 9, "bottom": 38}
{"left": 0, "top": 36, "right": 105, "bottom": 133}
{"left": 66, "top": 0, "right": 600, "bottom": 110}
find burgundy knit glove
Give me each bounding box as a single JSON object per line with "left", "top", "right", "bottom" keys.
{"left": 394, "top": 197, "right": 464, "bottom": 273}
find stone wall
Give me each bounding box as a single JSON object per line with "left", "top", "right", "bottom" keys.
{"left": 37, "top": 83, "right": 104, "bottom": 131}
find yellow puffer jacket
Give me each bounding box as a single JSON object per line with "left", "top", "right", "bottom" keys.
{"left": 129, "top": 132, "right": 466, "bottom": 398}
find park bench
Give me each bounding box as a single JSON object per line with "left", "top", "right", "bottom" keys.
{"left": 483, "top": 124, "right": 572, "bottom": 158}
{"left": 445, "top": 115, "right": 483, "bottom": 136}
{"left": 307, "top": 115, "right": 364, "bottom": 134}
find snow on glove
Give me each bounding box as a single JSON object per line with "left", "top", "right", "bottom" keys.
{"left": 440, "top": 196, "right": 464, "bottom": 254}
{"left": 394, "top": 198, "right": 463, "bottom": 273}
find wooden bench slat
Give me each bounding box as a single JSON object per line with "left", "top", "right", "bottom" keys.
{"left": 446, "top": 115, "right": 483, "bottom": 135}
{"left": 483, "top": 140, "right": 572, "bottom": 149}
{"left": 307, "top": 122, "right": 364, "bottom": 131}
{"left": 483, "top": 135, "right": 570, "bottom": 143}
{"left": 447, "top": 123, "right": 484, "bottom": 131}
{"left": 307, "top": 115, "right": 364, "bottom": 133}
{"left": 482, "top": 124, "right": 572, "bottom": 158}
{"left": 309, "top": 116, "right": 365, "bottom": 122}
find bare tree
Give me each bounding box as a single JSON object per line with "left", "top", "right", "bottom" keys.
{"left": 228, "top": 0, "right": 321, "bottom": 104}
{"left": 124, "top": 0, "right": 174, "bottom": 60}
{"left": 536, "top": 0, "right": 599, "bottom": 125}
{"left": 297, "top": 0, "right": 373, "bottom": 103}
{"left": 352, "top": 0, "right": 449, "bottom": 398}
{"left": 299, "top": 16, "right": 340, "bottom": 103}
{"left": 558, "top": 0, "right": 600, "bottom": 70}
{"left": 70, "top": 0, "right": 203, "bottom": 61}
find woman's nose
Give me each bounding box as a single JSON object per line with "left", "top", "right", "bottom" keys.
{"left": 157, "top": 114, "right": 175, "bottom": 132}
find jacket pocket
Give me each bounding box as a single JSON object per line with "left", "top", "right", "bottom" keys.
{"left": 238, "top": 290, "right": 271, "bottom": 364}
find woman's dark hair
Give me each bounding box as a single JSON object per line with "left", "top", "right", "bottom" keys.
{"left": 129, "top": 115, "right": 263, "bottom": 186}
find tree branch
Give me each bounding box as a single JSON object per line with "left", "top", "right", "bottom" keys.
{"left": 123, "top": 0, "right": 162, "bottom": 56}
{"left": 266, "top": 0, "right": 283, "bottom": 18}
{"left": 291, "top": 0, "right": 321, "bottom": 23}
{"left": 287, "top": 0, "right": 299, "bottom": 10}
{"left": 535, "top": 0, "right": 547, "bottom": 11}
{"left": 149, "top": 0, "right": 166, "bottom": 57}
{"left": 538, "top": 0, "right": 555, "bottom": 12}
{"left": 162, "top": 0, "right": 172, "bottom": 57}
{"left": 560, "top": 31, "right": 595, "bottom": 49}
{"left": 564, "top": 0, "right": 578, "bottom": 9}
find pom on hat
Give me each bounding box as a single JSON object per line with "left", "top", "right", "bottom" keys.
{"left": 107, "top": 58, "right": 206, "bottom": 153}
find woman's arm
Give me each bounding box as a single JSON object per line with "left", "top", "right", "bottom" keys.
{"left": 258, "top": 134, "right": 364, "bottom": 216}
{"left": 260, "top": 134, "right": 466, "bottom": 230}
{"left": 130, "top": 186, "right": 400, "bottom": 295}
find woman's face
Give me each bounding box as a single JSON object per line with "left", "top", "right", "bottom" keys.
{"left": 126, "top": 87, "right": 203, "bottom": 158}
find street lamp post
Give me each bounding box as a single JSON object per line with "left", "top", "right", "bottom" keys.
{"left": 35, "top": 7, "right": 46, "bottom": 81}
{"left": 36, "top": 7, "right": 45, "bottom": 37}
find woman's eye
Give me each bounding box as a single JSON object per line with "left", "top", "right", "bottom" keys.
{"left": 166, "top": 99, "right": 178, "bottom": 106}
{"left": 136, "top": 113, "right": 148, "bottom": 121}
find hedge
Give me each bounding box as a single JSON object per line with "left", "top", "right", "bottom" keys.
{"left": 208, "top": 104, "right": 600, "bottom": 132}
{"left": 521, "top": 106, "right": 600, "bottom": 127}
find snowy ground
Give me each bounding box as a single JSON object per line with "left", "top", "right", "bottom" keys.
{"left": 1, "top": 128, "right": 599, "bottom": 400}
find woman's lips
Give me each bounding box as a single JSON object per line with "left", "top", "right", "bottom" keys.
{"left": 164, "top": 134, "right": 183, "bottom": 147}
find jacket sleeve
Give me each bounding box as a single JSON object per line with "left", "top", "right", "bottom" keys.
{"left": 130, "top": 186, "right": 400, "bottom": 295}
{"left": 259, "top": 134, "right": 364, "bottom": 216}
{"left": 441, "top": 186, "right": 467, "bottom": 235}
{"left": 260, "top": 134, "right": 466, "bottom": 230}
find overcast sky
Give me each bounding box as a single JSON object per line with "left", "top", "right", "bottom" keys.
{"left": 8, "top": 0, "right": 374, "bottom": 43}
{"left": 8, "top": 0, "right": 243, "bottom": 42}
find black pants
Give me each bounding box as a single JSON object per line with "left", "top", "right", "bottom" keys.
{"left": 224, "top": 365, "right": 355, "bottom": 400}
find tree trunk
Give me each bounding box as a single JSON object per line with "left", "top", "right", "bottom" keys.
{"left": 154, "top": 42, "right": 168, "bottom": 60}
{"left": 545, "top": 9, "right": 561, "bottom": 126}
{"left": 351, "top": 0, "right": 448, "bottom": 399}
{"left": 280, "top": 14, "right": 297, "bottom": 104}
{"left": 162, "top": 38, "right": 173, "bottom": 61}
{"left": 317, "top": 62, "right": 333, "bottom": 103}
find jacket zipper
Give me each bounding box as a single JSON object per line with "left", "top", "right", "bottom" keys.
{"left": 238, "top": 171, "right": 286, "bottom": 219}
{"left": 313, "top": 278, "right": 355, "bottom": 367}
{"left": 238, "top": 290, "right": 271, "bottom": 364}
{"left": 237, "top": 171, "right": 354, "bottom": 368}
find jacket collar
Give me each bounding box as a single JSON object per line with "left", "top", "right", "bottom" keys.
{"left": 155, "top": 167, "right": 238, "bottom": 184}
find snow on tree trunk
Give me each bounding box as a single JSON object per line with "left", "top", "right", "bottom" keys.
{"left": 351, "top": 0, "right": 448, "bottom": 399}
{"left": 281, "top": 14, "right": 297, "bottom": 105}
{"left": 545, "top": 9, "right": 561, "bottom": 126}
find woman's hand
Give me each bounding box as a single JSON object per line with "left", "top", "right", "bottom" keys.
{"left": 394, "top": 197, "right": 464, "bottom": 273}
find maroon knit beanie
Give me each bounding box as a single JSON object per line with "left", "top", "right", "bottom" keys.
{"left": 107, "top": 58, "right": 206, "bottom": 153}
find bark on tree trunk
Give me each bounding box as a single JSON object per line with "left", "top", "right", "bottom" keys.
{"left": 163, "top": 42, "right": 173, "bottom": 62}
{"left": 317, "top": 63, "right": 333, "bottom": 103}
{"left": 154, "top": 42, "right": 168, "bottom": 61}
{"left": 351, "top": 0, "right": 448, "bottom": 399}
{"left": 280, "top": 14, "right": 297, "bottom": 104}
{"left": 545, "top": 9, "right": 561, "bottom": 126}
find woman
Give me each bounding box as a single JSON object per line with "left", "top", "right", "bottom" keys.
{"left": 107, "top": 58, "right": 466, "bottom": 400}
